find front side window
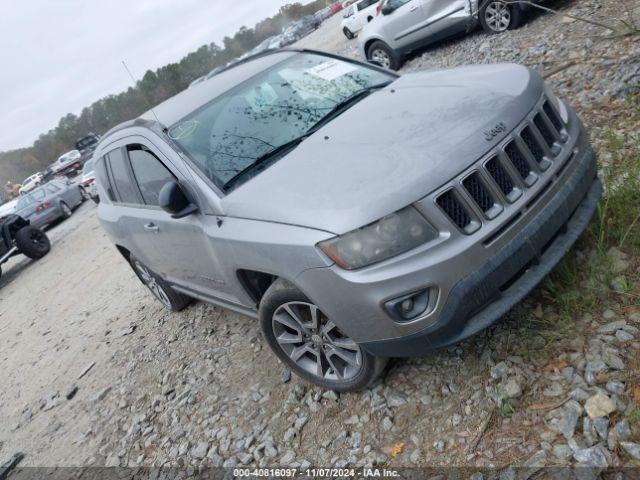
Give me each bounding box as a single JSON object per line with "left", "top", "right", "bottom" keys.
{"left": 107, "top": 148, "right": 139, "bottom": 204}
{"left": 128, "top": 146, "right": 175, "bottom": 206}
{"left": 168, "top": 53, "right": 394, "bottom": 189}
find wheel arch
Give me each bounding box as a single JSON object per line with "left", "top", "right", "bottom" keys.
{"left": 237, "top": 269, "right": 278, "bottom": 305}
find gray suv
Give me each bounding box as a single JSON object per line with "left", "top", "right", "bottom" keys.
{"left": 360, "top": 0, "right": 535, "bottom": 70}
{"left": 95, "top": 50, "right": 601, "bottom": 392}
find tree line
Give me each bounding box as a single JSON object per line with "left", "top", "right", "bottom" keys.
{"left": 0, "top": 0, "right": 327, "bottom": 194}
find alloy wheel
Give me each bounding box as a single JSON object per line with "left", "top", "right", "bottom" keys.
{"left": 370, "top": 49, "right": 391, "bottom": 69}
{"left": 485, "top": 2, "right": 511, "bottom": 32}
{"left": 272, "top": 301, "right": 363, "bottom": 381}
{"left": 133, "top": 260, "right": 172, "bottom": 308}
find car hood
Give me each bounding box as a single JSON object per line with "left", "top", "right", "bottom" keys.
{"left": 222, "top": 63, "right": 543, "bottom": 234}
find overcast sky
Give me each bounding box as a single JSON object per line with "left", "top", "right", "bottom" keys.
{"left": 0, "top": 0, "right": 310, "bottom": 152}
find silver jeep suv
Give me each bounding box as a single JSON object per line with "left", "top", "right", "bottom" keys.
{"left": 95, "top": 50, "right": 601, "bottom": 391}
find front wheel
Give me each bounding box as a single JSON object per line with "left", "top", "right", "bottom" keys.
{"left": 15, "top": 226, "right": 51, "bottom": 260}
{"left": 259, "top": 279, "right": 387, "bottom": 392}
{"left": 479, "top": 1, "right": 522, "bottom": 33}
{"left": 129, "top": 255, "right": 192, "bottom": 312}
{"left": 343, "top": 27, "right": 355, "bottom": 40}
{"left": 368, "top": 41, "right": 402, "bottom": 70}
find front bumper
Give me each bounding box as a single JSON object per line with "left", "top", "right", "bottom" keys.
{"left": 297, "top": 135, "right": 601, "bottom": 357}
{"left": 363, "top": 167, "right": 601, "bottom": 356}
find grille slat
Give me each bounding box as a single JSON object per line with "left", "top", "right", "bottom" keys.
{"left": 534, "top": 114, "right": 555, "bottom": 148}
{"left": 504, "top": 141, "right": 532, "bottom": 179}
{"left": 435, "top": 99, "right": 572, "bottom": 232}
{"left": 543, "top": 101, "right": 563, "bottom": 132}
{"left": 485, "top": 157, "right": 515, "bottom": 197}
{"left": 521, "top": 127, "right": 545, "bottom": 164}
{"left": 436, "top": 190, "right": 471, "bottom": 229}
{"left": 463, "top": 173, "right": 494, "bottom": 213}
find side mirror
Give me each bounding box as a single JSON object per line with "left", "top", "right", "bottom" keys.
{"left": 158, "top": 181, "right": 198, "bottom": 219}
{"left": 381, "top": 5, "right": 395, "bottom": 15}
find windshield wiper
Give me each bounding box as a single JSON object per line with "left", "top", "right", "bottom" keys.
{"left": 310, "top": 81, "right": 392, "bottom": 130}
{"left": 222, "top": 81, "right": 392, "bottom": 191}
{"left": 222, "top": 135, "right": 310, "bottom": 191}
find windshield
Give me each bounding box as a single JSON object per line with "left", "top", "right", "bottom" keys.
{"left": 168, "top": 53, "right": 394, "bottom": 188}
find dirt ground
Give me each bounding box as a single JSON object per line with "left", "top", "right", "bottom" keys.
{"left": 1, "top": 0, "right": 639, "bottom": 471}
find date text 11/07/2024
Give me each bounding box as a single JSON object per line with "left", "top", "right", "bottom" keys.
{"left": 233, "top": 467, "right": 401, "bottom": 478}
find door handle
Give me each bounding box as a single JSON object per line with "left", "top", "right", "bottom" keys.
{"left": 144, "top": 222, "right": 159, "bottom": 233}
{"left": 409, "top": 5, "right": 419, "bottom": 12}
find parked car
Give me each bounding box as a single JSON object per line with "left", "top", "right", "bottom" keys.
{"left": 95, "top": 50, "right": 601, "bottom": 392}
{"left": 330, "top": 1, "right": 345, "bottom": 14}
{"left": 19, "top": 173, "right": 44, "bottom": 195}
{"left": 51, "top": 150, "right": 84, "bottom": 177}
{"left": 360, "top": 0, "right": 533, "bottom": 70}
{"left": 15, "top": 179, "right": 85, "bottom": 229}
{"left": 81, "top": 159, "right": 99, "bottom": 202}
{"left": 315, "top": 6, "right": 333, "bottom": 22}
{"left": 282, "top": 15, "right": 321, "bottom": 43}
{"left": 0, "top": 214, "right": 50, "bottom": 278}
{"left": 342, "top": 0, "right": 381, "bottom": 39}
{"left": 75, "top": 133, "right": 101, "bottom": 164}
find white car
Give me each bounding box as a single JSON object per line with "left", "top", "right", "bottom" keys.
{"left": 52, "top": 150, "right": 82, "bottom": 173}
{"left": 342, "top": 0, "right": 381, "bottom": 39}
{"left": 81, "top": 159, "right": 99, "bottom": 201}
{"left": 18, "top": 173, "right": 44, "bottom": 195}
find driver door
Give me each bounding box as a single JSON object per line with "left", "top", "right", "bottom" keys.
{"left": 114, "top": 140, "right": 237, "bottom": 303}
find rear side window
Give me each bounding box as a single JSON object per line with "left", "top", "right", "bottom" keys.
{"left": 107, "top": 148, "right": 139, "bottom": 204}
{"left": 128, "top": 146, "right": 175, "bottom": 206}
{"left": 95, "top": 157, "right": 115, "bottom": 202}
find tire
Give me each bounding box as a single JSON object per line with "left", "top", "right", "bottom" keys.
{"left": 60, "top": 202, "right": 72, "bottom": 219}
{"left": 259, "top": 279, "right": 387, "bottom": 392}
{"left": 79, "top": 187, "right": 89, "bottom": 202}
{"left": 129, "top": 255, "right": 192, "bottom": 312}
{"left": 343, "top": 27, "right": 355, "bottom": 40}
{"left": 367, "top": 40, "right": 402, "bottom": 71}
{"left": 91, "top": 195, "right": 100, "bottom": 205}
{"left": 15, "top": 226, "right": 51, "bottom": 260}
{"left": 479, "top": 1, "right": 522, "bottom": 34}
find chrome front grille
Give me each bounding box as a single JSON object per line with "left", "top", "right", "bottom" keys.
{"left": 434, "top": 96, "right": 569, "bottom": 235}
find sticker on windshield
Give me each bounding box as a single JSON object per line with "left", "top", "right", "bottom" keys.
{"left": 306, "top": 60, "right": 357, "bottom": 81}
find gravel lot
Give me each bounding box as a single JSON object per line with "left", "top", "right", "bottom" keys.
{"left": 1, "top": 0, "right": 639, "bottom": 472}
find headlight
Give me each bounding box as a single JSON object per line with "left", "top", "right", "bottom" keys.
{"left": 318, "top": 207, "right": 438, "bottom": 270}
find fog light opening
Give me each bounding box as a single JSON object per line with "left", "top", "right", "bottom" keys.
{"left": 386, "top": 288, "right": 434, "bottom": 323}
